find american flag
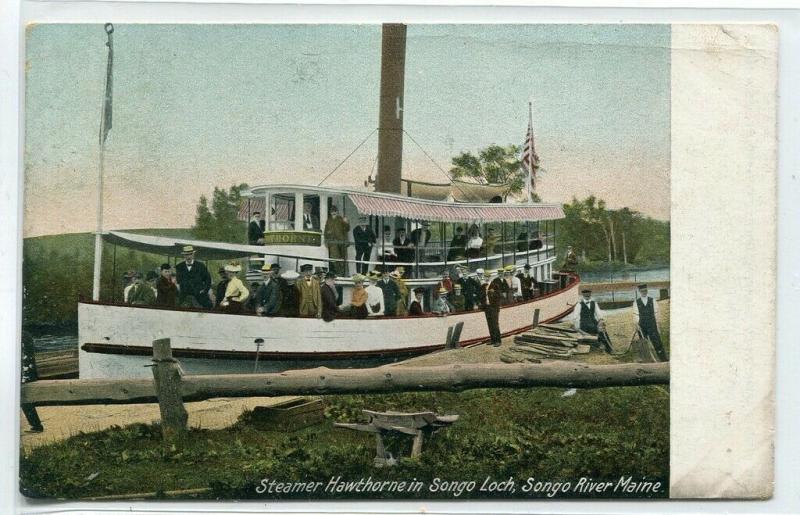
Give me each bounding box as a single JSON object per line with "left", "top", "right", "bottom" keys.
{"left": 521, "top": 103, "right": 539, "bottom": 202}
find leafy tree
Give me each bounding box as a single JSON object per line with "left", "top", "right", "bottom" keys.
{"left": 193, "top": 184, "right": 249, "bottom": 243}
{"left": 450, "top": 144, "right": 539, "bottom": 199}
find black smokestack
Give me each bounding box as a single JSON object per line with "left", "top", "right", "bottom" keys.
{"left": 375, "top": 23, "right": 406, "bottom": 194}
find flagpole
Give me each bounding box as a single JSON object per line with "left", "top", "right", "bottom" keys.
{"left": 527, "top": 101, "right": 533, "bottom": 203}
{"left": 92, "top": 23, "right": 114, "bottom": 301}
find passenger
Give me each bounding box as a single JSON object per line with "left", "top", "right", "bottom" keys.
{"left": 128, "top": 272, "right": 156, "bottom": 306}
{"left": 634, "top": 284, "right": 667, "bottom": 361}
{"left": 391, "top": 267, "right": 409, "bottom": 316}
{"left": 500, "top": 266, "right": 515, "bottom": 304}
{"left": 462, "top": 266, "right": 481, "bottom": 311}
{"left": 364, "top": 272, "right": 385, "bottom": 316}
{"left": 516, "top": 264, "right": 537, "bottom": 300}
{"left": 245, "top": 282, "right": 261, "bottom": 313}
{"left": 483, "top": 228, "right": 499, "bottom": 256}
{"left": 431, "top": 287, "right": 454, "bottom": 316}
{"left": 481, "top": 269, "right": 503, "bottom": 346}
{"left": 381, "top": 225, "right": 397, "bottom": 264}
{"left": 219, "top": 262, "right": 249, "bottom": 314}
{"left": 278, "top": 270, "right": 300, "bottom": 317}
{"left": 437, "top": 269, "right": 454, "bottom": 294}
{"left": 465, "top": 226, "right": 483, "bottom": 259}
{"left": 409, "top": 287, "right": 426, "bottom": 316}
{"left": 451, "top": 283, "right": 466, "bottom": 312}
{"left": 562, "top": 245, "right": 578, "bottom": 273}
{"left": 516, "top": 231, "right": 529, "bottom": 252}
{"left": 344, "top": 274, "right": 369, "bottom": 319}
{"left": 504, "top": 265, "right": 523, "bottom": 302}
{"left": 270, "top": 263, "right": 286, "bottom": 291}
{"left": 254, "top": 263, "right": 281, "bottom": 316}
{"left": 122, "top": 270, "right": 136, "bottom": 302}
{"left": 301, "top": 202, "right": 320, "bottom": 232}
{"left": 352, "top": 216, "right": 376, "bottom": 275}
{"left": 213, "top": 266, "right": 228, "bottom": 309}
{"left": 323, "top": 205, "right": 350, "bottom": 276}
{"left": 393, "top": 228, "right": 414, "bottom": 266}
{"left": 447, "top": 226, "right": 467, "bottom": 261}
{"left": 320, "top": 272, "right": 339, "bottom": 322}
{"left": 248, "top": 210, "right": 264, "bottom": 244}
{"left": 296, "top": 264, "right": 322, "bottom": 318}
{"left": 376, "top": 268, "right": 400, "bottom": 316}
{"left": 314, "top": 266, "right": 328, "bottom": 283}
{"left": 409, "top": 221, "right": 432, "bottom": 261}
{"left": 175, "top": 245, "right": 213, "bottom": 309}
{"left": 155, "top": 263, "right": 177, "bottom": 307}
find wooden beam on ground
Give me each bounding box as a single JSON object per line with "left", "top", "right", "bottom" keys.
{"left": 22, "top": 362, "right": 668, "bottom": 406}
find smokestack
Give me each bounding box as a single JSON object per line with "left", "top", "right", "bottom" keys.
{"left": 375, "top": 23, "right": 406, "bottom": 194}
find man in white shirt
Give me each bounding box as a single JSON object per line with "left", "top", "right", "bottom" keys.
{"left": 364, "top": 272, "right": 385, "bottom": 316}
{"left": 570, "top": 288, "right": 612, "bottom": 352}
{"left": 634, "top": 284, "right": 667, "bottom": 361}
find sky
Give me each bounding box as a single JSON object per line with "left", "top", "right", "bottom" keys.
{"left": 23, "top": 24, "right": 670, "bottom": 238}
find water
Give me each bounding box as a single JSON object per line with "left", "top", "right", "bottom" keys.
{"left": 579, "top": 267, "right": 669, "bottom": 284}
{"left": 32, "top": 334, "right": 78, "bottom": 353}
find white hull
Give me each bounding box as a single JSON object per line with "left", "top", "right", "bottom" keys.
{"left": 79, "top": 279, "right": 580, "bottom": 378}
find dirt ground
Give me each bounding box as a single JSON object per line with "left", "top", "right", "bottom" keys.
{"left": 20, "top": 396, "right": 299, "bottom": 450}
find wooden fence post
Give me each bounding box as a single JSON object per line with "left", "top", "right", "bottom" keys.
{"left": 151, "top": 338, "right": 188, "bottom": 440}
{"left": 532, "top": 308, "right": 540, "bottom": 329}
{"left": 449, "top": 322, "right": 464, "bottom": 349}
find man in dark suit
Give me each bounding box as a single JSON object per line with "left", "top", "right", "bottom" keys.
{"left": 321, "top": 272, "right": 339, "bottom": 322}
{"left": 352, "top": 216, "right": 376, "bottom": 274}
{"left": 393, "top": 228, "right": 414, "bottom": 266}
{"left": 254, "top": 263, "right": 282, "bottom": 316}
{"left": 376, "top": 268, "right": 401, "bottom": 316}
{"left": 301, "top": 202, "right": 320, "bottom": 232}
{"left": 248, "top": 211, "right": 264, "bottom": 244}
{"left": 175, "top": 245, "right": 212, "bottom": 308}
{"left": 480, "top": 270, "right": 503, "bottom": 346}
{"left": 516, "top": 264, "right": 537, "bottom": 300}
{"left": 447, "top": 226, "right": 467, "bottom": 261}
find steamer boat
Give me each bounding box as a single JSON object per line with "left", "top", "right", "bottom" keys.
{"left": 78, "top": 24, "right": 580, "bottom": 379}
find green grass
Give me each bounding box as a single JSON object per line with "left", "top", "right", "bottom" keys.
{"left": 20, "top": 385, "right": 669, "bottom": 500}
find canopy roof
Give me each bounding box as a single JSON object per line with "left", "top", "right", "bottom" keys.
{"left": 347, "top": 193, "right": 563, "bottom": 223}
{"left": 103, "top": 231, "right": 266, "bottom": 260}
{"left": 400, "top": 179, "right": 509, "bottom": 202}
{"left": 242, "top": 185, "right": 563, "bottom": 223}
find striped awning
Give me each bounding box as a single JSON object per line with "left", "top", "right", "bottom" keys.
{"left": 347, "top": 193, "right": 563, "bottom": 223}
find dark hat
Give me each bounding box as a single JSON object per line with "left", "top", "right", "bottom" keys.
{"left": 523, "top": 264, "right": 531, "bottom": 270}
{"left": 218, "top": 267, "right": 226, "bottom": 274}
{"left": 160, "top": 263, "right": 171, "bottom": 270}
{"left": 145, "top": 271, "right": 158, "bottom": 281}
{"left": 314, "top": 266, "right": 328, "bottom": 274}
{"left": 413, "top": 287, "right": 426, "bottom": 294}
{"left": 325, "top": 271, "right": 337, "bottom": 279}
{"left": 397, "top": 227, "right": 406, "bottom": 232}
{"left": 271, "top": 262, "right": 282, "bottom": 269}
{"left": 300, "top": 264, "right": 313, "bottom": 272}
{"left": 638, "top": 283, "right": 648, "bottom": 290}
{"left": 252, "top": 210, "right": 261, "bottom": 215}
{"left": 329, "top": 205, "right": 339, "bottom": 212}
{"left": 581, "top": 288, "right": 592, "bottom": 294}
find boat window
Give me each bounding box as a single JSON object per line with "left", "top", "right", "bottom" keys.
{"left": 269, "top": 194, "right": 295, "bottom": 231}
{"left": 301, "top": 194, "right": 321, "bottom": 232}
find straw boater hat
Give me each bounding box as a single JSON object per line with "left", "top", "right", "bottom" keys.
{"left": 475, "top": 268, "right": 484, "bottom": 276}
{"left": 390, "top": 269, "right": 402, "bottom": 278}
{"left": 282, "top": 270, "right": 299, "bottom": 281}
{"left": 483, "top": 269, "right": 495, "bottom": 278}
{"left": 224, "top": 262, "right": 241, "bottom": 273}
{"left": 352, "top": 273, "right": 366, "bottom": 283}
{"left": 181, "top": 245, "right": 195, "bottom": 255}
{"left": 261, "top": 263, "right": 273, "bottom": 272}
{"left": 437, "top": 287, "right": 448, "bottom": 295}
{"left": 503, "top": 264, "right": 515, "bottom": 274}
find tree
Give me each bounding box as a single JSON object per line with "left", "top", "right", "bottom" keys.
{"left": 193, "top": 184, "right": 249, "bottom": 243}
{"left": 450, "top": 144, "right": 539, "bottom": 199}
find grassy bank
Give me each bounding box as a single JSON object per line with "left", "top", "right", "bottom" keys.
{"left": 20, "top": 385, "right": 668, "bottom": 500}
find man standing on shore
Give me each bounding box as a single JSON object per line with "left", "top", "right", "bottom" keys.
{"left": 480, "top": 270, "right": 503, "bottom": 346}
{"left": 634, "top": 284, "right": 668, "bottom": 361}
{"left": 570, "top": 289, "right": 612, "bottom": 352}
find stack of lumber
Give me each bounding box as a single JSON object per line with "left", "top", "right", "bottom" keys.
{"left": 501, "top": 323, "right": 597, "bottom": 362}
